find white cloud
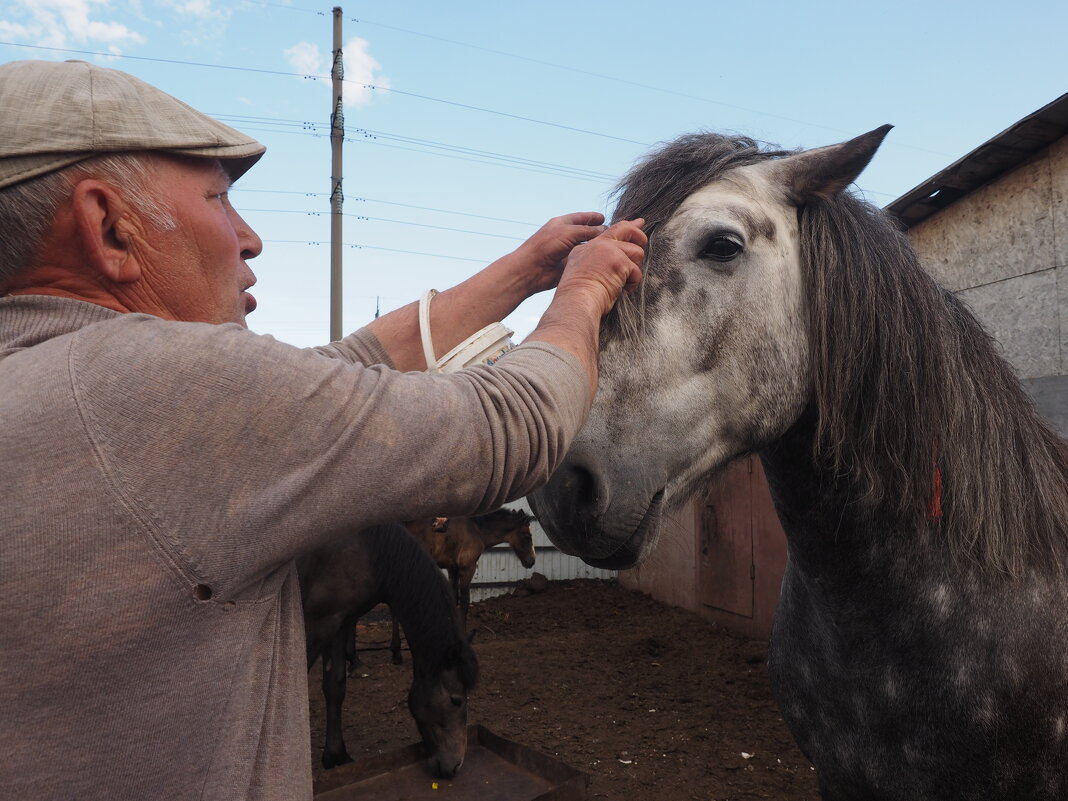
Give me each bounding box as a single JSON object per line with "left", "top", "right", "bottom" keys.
{"left": 1, "top": 0, "right": 144, "bottom": 51}
{"left": 283, "top": 36, "right": 388, "bottom": 108}
{"left": 162, "top": 0, "right": 229, "bottom": 22}
{"left": 283, "top": 40, "right": 321, "bottom": 75}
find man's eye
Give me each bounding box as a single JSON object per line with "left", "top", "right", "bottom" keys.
{"left": 699, "top": 237, "right": 743, "bottom": 262}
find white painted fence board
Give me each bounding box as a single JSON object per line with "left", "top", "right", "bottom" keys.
{"left": 469, "top": 498, "right": 616, "bottom": 602}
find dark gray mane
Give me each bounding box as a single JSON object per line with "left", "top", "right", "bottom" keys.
{"left": 367, "top": 525, "right": 478, "bottom": 687}
{"left": 610, "top": 132, "right": 792, "bottom": 228}
{"left": 610, "top": 132, "right": 1068, "bottom": 575}
{"left": 472, "top": 507, "right": 534, "bottom": 529}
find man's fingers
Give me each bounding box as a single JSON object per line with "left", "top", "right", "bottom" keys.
{"left": 552, "top": 211, "right": 606, "bottom": 227}
{"left": 599, "top": 218, "right": 647, "bottom": 248}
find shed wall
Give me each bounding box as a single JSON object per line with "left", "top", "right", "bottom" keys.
{"left": 908, "top": 134, "right": 1068, "bottom": 434}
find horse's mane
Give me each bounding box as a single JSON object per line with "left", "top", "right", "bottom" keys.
{"left": 472, "top": 507, "right": 534, "bottom": 529}
{"left": 365, "top": 524, "right": 478, "bottom": 687}
{"left": 611, "top": 132, "right": 1068, "bottom": 575}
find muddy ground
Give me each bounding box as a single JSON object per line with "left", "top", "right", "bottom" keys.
{"left": 309, "top": 579, "right": 819, "bottom": 801}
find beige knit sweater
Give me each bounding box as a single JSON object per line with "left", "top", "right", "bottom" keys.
{"left": 0, "top": 295, "right": 589, "bottom": 801}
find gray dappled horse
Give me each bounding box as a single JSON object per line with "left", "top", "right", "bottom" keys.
{"left": 298, "top": 523, "right": 478, "bottom": 777}
{"left": 531, "top": 127, "right": 1068, "bottom": 800}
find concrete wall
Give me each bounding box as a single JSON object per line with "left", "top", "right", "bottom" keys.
{"left": 908, "top": 135, "right": 1068, "bottom": 434}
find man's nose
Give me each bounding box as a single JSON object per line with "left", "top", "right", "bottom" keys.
{"left": 232, "top": 209, "right": 263, "bottom": 260}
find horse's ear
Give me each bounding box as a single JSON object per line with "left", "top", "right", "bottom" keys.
{"left": 769, "top": 124, "right": 892, "bottom": 203}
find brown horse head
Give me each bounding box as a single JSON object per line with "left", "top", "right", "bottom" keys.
{"left": 472, "top": 508, "right": 536, "bottom": 569}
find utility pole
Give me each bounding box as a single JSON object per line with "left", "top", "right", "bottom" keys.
{"left": 329, "top": 6, "right": 344, "bottom": 341}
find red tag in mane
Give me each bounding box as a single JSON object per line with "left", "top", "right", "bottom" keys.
{"left": 928, "top": 465, "right": 943, "bottom": 519}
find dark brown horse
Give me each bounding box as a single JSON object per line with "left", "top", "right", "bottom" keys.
{"left": 389, "top": 508, "right": 536, "bottom": 662}
{"left": 298, "top": 523, "right": 478, "bottom": 777}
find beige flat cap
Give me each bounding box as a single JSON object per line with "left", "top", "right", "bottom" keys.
{"left": 0, "top": 59, "right": 266, "bottom": 189}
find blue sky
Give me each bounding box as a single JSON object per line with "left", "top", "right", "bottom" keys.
{"left": 1, "top": 0, "right": 1065, "bottom": 346}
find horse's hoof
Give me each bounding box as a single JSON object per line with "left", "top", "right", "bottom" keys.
{"left": 322, "top": 750, "right": 354, "bottom": 770}
{"left": 391, "top": 653, "right": 403, "bottom": 665}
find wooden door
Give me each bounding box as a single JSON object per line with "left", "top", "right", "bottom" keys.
{"left": 698, "top": 456, "right": 755, "bottom": 617}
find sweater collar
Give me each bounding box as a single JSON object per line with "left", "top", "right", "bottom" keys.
{"left": 0, "top": 294, "right": 126, "bottom": 351}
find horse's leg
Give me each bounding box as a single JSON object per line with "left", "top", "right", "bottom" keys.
{"left": 321, "top": 626, "right": 353, "bottom": 769}
{"left": 390, "top": 611, "right": 403, "bottom": 665}
{"left": 344, "top": 618, "right": 360, "bottom": 674}
{"left": 458, "top": 567, "right": 475, "bottom": 631}
{"left": 448, "top": 567, "right": 462, "bottom": 610}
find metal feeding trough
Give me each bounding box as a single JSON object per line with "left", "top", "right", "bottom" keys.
{"left": 313, "top": 725, "right": 589, "bottom": 801}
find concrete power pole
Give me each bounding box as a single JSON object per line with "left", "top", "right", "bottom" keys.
{"left": 329, "top": 6, "right": 344, "bottom": 341}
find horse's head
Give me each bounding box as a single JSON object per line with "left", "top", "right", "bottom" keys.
{"left": 408, "top": 634, "right": 479, "bottom": 778}
{"left": 475, "top": 508, "right": 537, "bottom": 568}
{"left": 504, "top": 510, "right": 536, "bottom": 568}
{"left": 531, "top": 126, "right": 892, "bottom": 569}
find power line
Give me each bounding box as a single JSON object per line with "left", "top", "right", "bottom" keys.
{"left": 0, "top": 40, "right": 311, "bottom": 79}
{"left": 263, "top": 239, "right": 488, "bottom": 263}
{"left": 243, "top": 207, "right": 526, "bottom": 240}
{"left": 210, "top": 113, "right": 618, "bottom": 181}
{"left": 351, "top": 18, "right": 955, "bottom": 159}
{"left": 364, "top": 84, "right": 650, "bottom": 147}
{"left": 350, "top": 127, "right": 617, "bottom": 180}
{"left": 0, "top": 40, "right": 649, "bottom": 149}
{"left": 238, "top": 189, "right": 538, "bottom": 227}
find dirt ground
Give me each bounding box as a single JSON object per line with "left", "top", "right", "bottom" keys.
{"left": 309, "top": 579, "right": 819, "bottom": 801}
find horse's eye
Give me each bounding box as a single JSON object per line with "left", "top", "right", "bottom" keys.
{"left": 700, "top": 236, "right": 743, "bottom": 262}
{"left": 450, "top": 696, "right": 464, "bottom": 707}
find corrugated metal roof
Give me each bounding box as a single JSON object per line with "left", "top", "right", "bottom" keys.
{"left": 885, "top": 92, "right": 1068, "bottom": 228}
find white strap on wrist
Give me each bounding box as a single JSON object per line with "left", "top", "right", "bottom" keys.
{"left": 418, "top": 288, "right": 516, "bottom": 374}
{"left": 419, "top": 289, "right": 440, "bottom": 373}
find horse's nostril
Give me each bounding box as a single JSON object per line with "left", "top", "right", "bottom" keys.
{"left": 566, "top": 463, "right": 599, "bottom": 514}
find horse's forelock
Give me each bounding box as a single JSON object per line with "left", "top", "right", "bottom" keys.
{"left": 604, "top": 133, "right": 792, "bottom": 342}
{"left": 610, "top": 132, "right": 791, "bottom": 228}
{"left": 474, "top": 507, "right": 532, "bottom": 528}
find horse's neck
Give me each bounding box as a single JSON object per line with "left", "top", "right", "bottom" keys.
{"left": 370, "top": 528, "right": 459, "bottom": 659}
{"left": 471, "top": 521, "right": 508, "bottom": 549}
{"left": 759, "top": 409, "right": 922, "bottom": 582}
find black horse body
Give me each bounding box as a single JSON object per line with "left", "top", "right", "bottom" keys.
{"left": 298, "top": 523, "right": 478, "bottom": 776}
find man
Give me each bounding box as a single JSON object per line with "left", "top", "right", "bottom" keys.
{"left": 0, "top": 60, "right": 646, "bottom": 800}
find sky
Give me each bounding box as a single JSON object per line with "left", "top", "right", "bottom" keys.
{"left": 1, "top": 0, "right": 1065, "bottom": 347}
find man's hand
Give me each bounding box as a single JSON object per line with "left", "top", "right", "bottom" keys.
{"left": 502, "top": 212, "right": 609, "bottom": 296}
{"left": 525, "top": 218, "right": 647, "bottom": 395}
{"left": 554, "top": 219, "right": 646, "bottom": 318}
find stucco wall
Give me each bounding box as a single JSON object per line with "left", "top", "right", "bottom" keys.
{"left": 907, "top": 134, "right": 1067, "bottom": 433}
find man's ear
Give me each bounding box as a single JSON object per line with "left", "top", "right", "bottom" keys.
{"left": 70, "top": 179, "right": 142, "bottom": 284}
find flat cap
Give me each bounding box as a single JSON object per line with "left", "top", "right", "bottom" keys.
{"left": 0, "top": 59, "right": 266, "bottom": 189}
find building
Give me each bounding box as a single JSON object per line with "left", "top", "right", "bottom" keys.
{"left": 619, "top": 95, "right": 1068, "bottom": 638}
{"left": 886, "top": 92, "right": 1068, "bottom": 435}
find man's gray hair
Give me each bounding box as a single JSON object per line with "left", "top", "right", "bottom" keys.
{"left": 0, "top": 152, "right": 176, "bottom": 285}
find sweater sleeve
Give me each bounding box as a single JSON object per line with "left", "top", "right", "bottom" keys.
{"left": 69, "top": 317, "right": 589, "bottom": 597}
{"left": 310, "top": 326, "right": 395, "bottom": 369}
